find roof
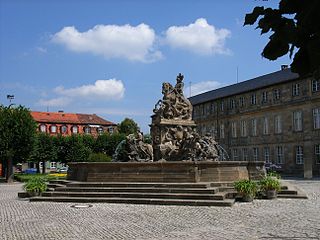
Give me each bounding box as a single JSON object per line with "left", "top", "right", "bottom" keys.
{"left": 189, "top": 68, "right": 300, "bottom": 105}
{"left": 31, "top": 111, "right": 116, "bottom": 125}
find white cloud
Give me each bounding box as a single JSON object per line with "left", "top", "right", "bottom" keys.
{"left": 52, "top": 24, "right": 162, "bottom": 62}
{"left": 38, "top": 97, "right": 71, "bottom": 107}
{"left": 165, "top": 18, "right": 231, "bottom": 55}
{"left": 184, "top": 80, "right": 222, "bottom": 97}
{"left": 54, "top": 79, "right": 125, "bottom": 100}
{"left": 36, "top": 47, "right": 47, "bottom": 53}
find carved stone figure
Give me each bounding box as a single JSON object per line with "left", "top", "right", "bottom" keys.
{"left": 126, "top": 132, "right": 153, "bottom": 162}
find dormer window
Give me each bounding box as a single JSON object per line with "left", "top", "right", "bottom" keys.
{"left": 84, "top": 126, "right": 91, "bottom": 134}
{"left": 97, "top": 127, "right": 104, "bottom": 135}
{"left": 61, "top": 125, "right": 67, "bottom": 134}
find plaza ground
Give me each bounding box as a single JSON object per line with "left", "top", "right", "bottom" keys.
{"left": 0, "top": 180, "right": 319, "bottom": 240}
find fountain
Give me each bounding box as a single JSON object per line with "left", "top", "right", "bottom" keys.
{"left": 68, "top": 74, "right": 266, "bottom": 182}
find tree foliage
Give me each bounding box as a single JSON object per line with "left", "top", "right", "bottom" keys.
{"left": 118, "top": 118, "right": 139, "bottom": 135}
{"left": 94, "top": 133, "right": 126, "bottom": 156}
{"left": 0, "top": 105, "right": 37, "bottom": 180}
{"left": 245, "top": 0, "right": 320, "bottom": 78}
{"left": 64, "top": 135, "right": 92, "bottom": 162}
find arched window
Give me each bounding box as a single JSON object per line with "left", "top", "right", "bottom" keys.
{"left": 71, "top": 126, "right": 78, "bottom": 134}
{"left": 50, "top": 125, "right": 57, "bottom": 133}
{"left": 84, "top": 126, "right": 91, "bottom": 134}
{"left": 39, "top": 124, "right": 46, "bottom": 133}
{"left": 97, "top": 127, "right": 104, "bottom": 135}
{"left": 61, "top": 125, "right": 68, "bottom": 134}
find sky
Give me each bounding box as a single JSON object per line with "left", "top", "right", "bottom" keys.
{"left": 0, "top": 0, "right": 291, "bottom": 133}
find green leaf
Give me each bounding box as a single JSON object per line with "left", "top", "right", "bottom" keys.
{"left": 244, "top": 6, "right": 264, "bottom": 25}
{"left": 262, "top": 37, "right": 289, "bottom": 60}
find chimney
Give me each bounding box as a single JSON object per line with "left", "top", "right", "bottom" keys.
{"left": 281, "top": 65, "right": 288, "bottom": 70}
{"left": 58, "top": 110, "right": 64, "bottom": 113}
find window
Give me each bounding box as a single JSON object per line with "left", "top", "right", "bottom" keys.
{"left": 240, "top": 120, "right": 247, "bottom": 137}
{"left": 263, "top": 117, "right": 269, "bottom": 135}
{"left": 251, "top": 94, "right": 257, "bottom": 105}
{"left": 273, "top": 89, "right": 281, "bottom": 100}
{"left": 84, "top": 126, "right": 91, "bottom": 134}
{"left": 274, "top": 115, "right": 282, "bottom": 134}
{"left": 239, "top": 97, "right": 245, "bottom": 107}
{"left": 50, "top": 125, "right": 57, "bottom": 133}
{"left": 296, "top": 146, "right": 303, "bottom": 164}
{"left": 253, "top": 147, "right": 259, "bottom": 162}
{"left": 230, "top": 99, "right": 236, "bottom": 109}
{"left": 251, "top": 119, "right": 257, "bottom": 136}
{"left": 211, "top": 102, "right": 215, "bottom": 113}
{"left": 108, "top": 127, "right": 114, "bottom": 134}
{"left": 50, "top": 162, "right": 56, "bottom": 169}
{"left": 262, "top": 91, "right": 268, "bottom": 103}
{"left": 312, "top": 79, "right": 320, "bottom": 92}
{"left": 313, "top": 108, "right": 320, "bottom": 129}
{"left": 293, "top": 111, "right": 303, "bottom": 131}
{"left": 276, "top": 146, "right": 284, "bottom": 164}
{"left": 71, "top": 126, "right": 78, "bottom": 134}
{"left": 220, "top": 101, "right": 224, "bottom": 111}
{"left": 292, "top": 83, "right": 300, "bottom": 96}
{"left": 242, "top": 148, "right": 248, "bottom": 161}
{"left": 315, "top": 145, "right": 320, "bottom": 164}
{"left": 264, "top": 147, "right": 270, "bottom": 163}
{"left": 40, "top": 124, "right": 46, "bottom": 133}
{"left": 60, "top": 125, "right": 67, "bottom": 134}
{"left": 219, "top": 123, "right": 225, "bottom": 139}
{"left": 232, "top": 149, "right": 238, "bottom": 161}
{"left": 231, "top": 121, "right": 237, "bottom": 138}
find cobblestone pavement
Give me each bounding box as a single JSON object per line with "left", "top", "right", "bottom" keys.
{"left": 0, "top": 180, "right": 319, "bottom": 240}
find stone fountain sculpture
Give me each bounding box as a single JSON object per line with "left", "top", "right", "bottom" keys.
{"left": 113, "top": 73, "right": 222, "bottom": 162}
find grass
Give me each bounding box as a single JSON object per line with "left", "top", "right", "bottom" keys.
{"left": 14, "top": 173, "right": 67, "bottom": 182}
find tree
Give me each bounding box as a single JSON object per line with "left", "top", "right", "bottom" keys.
{"left": 94, "top": 133, "right": 126, "bottom": 156}
{"left": 0, "top": 105, "right": 37, "bottom": 182}
{"left": 118, "top": 118, "right": 139, "bottom": 135}
{"left": 29, "top": 133, "right": 57, "bottom": 174}
{"left": 244, "top": 0, "right": 320, "bottom": 78}
{"left": 64, "top": 135, "right": 92, "bottom": 162}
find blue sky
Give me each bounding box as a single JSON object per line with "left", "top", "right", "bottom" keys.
{"left": 0, "top": 0, "right": 290, "bottom": 133}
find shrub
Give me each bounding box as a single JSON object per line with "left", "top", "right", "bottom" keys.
{"left": 259, "top": 176, "right": 281, "bottom": 191}
{"left": 88, "top": 153, "right": 112, "bottom": 162}
{"left": 23, "top": 177, "right": 47, "bottom": 194}
{"left": 234, "top": 179, "right": 257, "bottom": 198}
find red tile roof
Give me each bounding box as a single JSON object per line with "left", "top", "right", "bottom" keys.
{"left": 31, "top": 111, "right": 116, "bottom": 125}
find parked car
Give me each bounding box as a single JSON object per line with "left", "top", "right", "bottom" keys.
{"left": 24, "top": 168, "right": 37, "bottom": 174}
{"left": 56, "top": 167, "right": 68, "bottom": 173}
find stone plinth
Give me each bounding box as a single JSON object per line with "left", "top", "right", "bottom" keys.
{"left": 67, "top": 161, "right": 266, "bottom": 183}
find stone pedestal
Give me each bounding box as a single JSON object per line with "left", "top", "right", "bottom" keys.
{"left": 150, "top": 115, "right": 196, "bottom": 161}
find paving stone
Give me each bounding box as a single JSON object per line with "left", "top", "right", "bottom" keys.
{"left": 0, "top": 180, "right": 319, "bottom": 240}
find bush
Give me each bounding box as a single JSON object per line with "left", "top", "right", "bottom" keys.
{"left": 259, "top": 176, "right": 281, "bottom": 191}
{"left": 15, "top": 173, "right": 66, "bottom": 182}
{"left": 23, "top": 177, "right": 47, "bottom": 195}
{"left": 234, "top": 179, "right": 257, "bottom": 198}
{"left": 88, "top": 153, "right": 112, "bottom": 162}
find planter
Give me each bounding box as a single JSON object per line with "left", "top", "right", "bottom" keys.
{"left": 266, "top": 189, "right": 277, "bottom": 199}
{"left": 27, "top": 191, "right": 41, "bottom": 197}
{"left": 241, "top": 194, "right": 254, "bottom": 202}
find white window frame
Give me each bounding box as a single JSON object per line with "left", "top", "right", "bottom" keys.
{"left": 40, "top": 124, "right": 46, "bottom": 133}
{"left": 292, "top": 83, "right": 300, "bottom": 96}
{"left": 293, "top": 111, "right": 303, "bottom": 131}
{"left": 61, "top": 125, "right": 67, "bottom": 134}
{"left": 262, "top": 91, "right": 268, "bottom": 103}
{"left": 72, "top": 126, "right": 78, "bottom": 134}
{"left": 251, "top": 119, "right": 257, "bottom": 136}
{"left": 296, "top": 146, "right": 303, "bottom": 164}
{"left": 50, "top": 125, "right": 57, "bottom": 133}
{"left": 276, "top": 146, "right": 284, "bottom": 164}
{"left": 315, "top": 145, "right": 320, "bottom": 164}
{"left": 274, "top": 115, "right": 282, "bottom": 134}
{"left": 231, "top": 121, "right": 237, "bottom": 138}
{"left": 84, "top": 126, "right": 91, "bottom": 134}
{"left": 242, "top": 148, "right": 248, "bottom": 161}
{"left": 312, "top": 79, "right": 320, "bottom": 92}
{"left": 263, "top": 117, "right": 269, "bottom": 135}
{"left": 230, "top": 99, "right": 236, "bottom": 109}
{"left": 240, "top": 120, "right": 247, "bottom": 137}
{"left": 264, "top": 147, "right": 270, "bottom": 163}
{"left": 239, "top": 97, "right": 245, "bottom": 107}
{"left": 220, "top": 123, "right": 225, "bottom": 139}
{"left": 232, "top": 149, "right": 238, "bottom": 161}
{"left": 251, "top": 94, "right": 257, "bottom": 105}
{"left": 220, "top": 101, "right": 224, "bottom": 111}
{"left": 273, "top": 89, "right": 281, "bottom": 100}
{"left": 50, "top": 162, "right": 57, "bottom": 169}
{"left": 313, "top": 108, "right": 320, "bottom": 129}
{"left": 253, "top": 147, "right": 258, "bottom": 162}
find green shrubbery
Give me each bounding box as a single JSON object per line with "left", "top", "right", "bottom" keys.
{"left": 23, "top": 177, "right": 47, "bottom": 195}
{"left": 88, "top": 153, "right": 112, "bottom": 162}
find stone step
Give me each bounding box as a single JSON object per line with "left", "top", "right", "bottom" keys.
{"left": 29, "top": 196, "right": 235, "bottom": 207}
{"left": 278, "top": 189, "right": 298, "bottom": 195}
{"left": 277, "top": 194, "right": 308, "bottom": 199}
{"left": 42, "top": 191, "right": 224, "bottom": 200}
{"left": 49, "top": 180, "right": 71, "bottom": 185}
{"left": 54, "top": 186, "right": 219, "bottom": 194}
{"left": 66, "top": 182, "right": 211, "bottom": 189}
{"left": 47, "top": 183, "right": 66, "bottom": 189}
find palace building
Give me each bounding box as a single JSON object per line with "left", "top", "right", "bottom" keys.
{"left": 31, "top": 111, "right": 117, "bottom": 137}
{"left": 189, "top": 67, "right": 320, "bottom": 178}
